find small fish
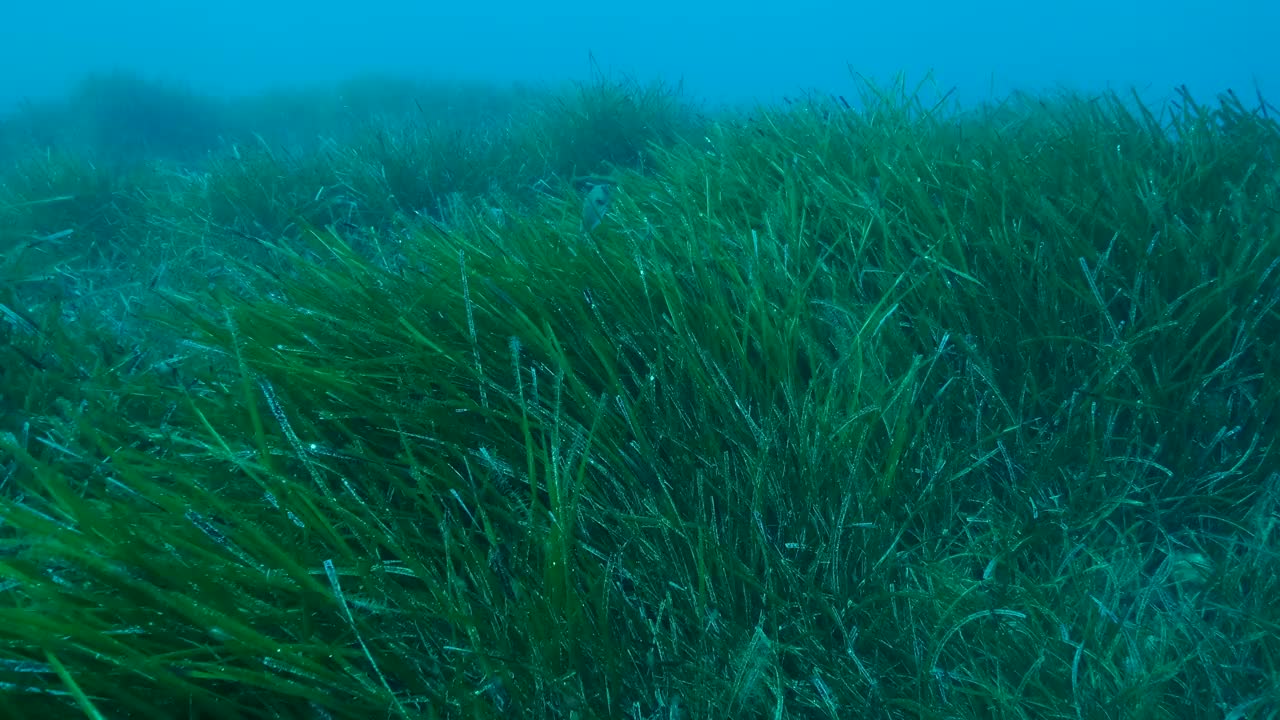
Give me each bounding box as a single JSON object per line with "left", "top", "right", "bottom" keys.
{"left": 581, "top": 183, "right": 613, "bottom": 233}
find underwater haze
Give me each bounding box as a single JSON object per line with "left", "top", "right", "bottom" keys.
{"left": 1, "top": 0, "right": 1276, "bottom": 109}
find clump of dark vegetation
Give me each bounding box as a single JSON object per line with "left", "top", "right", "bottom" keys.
{"left": 0, "top": 65, "right": 1278, "bottom": 719}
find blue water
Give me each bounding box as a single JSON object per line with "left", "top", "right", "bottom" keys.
{"left": 1, "top": 0, "right": 1274, "bottom": 111}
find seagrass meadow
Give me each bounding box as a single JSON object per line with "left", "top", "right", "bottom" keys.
{"left": 0, "top": 70, "right": 1278, "bottom": 719}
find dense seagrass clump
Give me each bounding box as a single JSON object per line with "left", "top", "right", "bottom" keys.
{"left": 1, "top": 73, "right": 1278, "bottom": 719}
